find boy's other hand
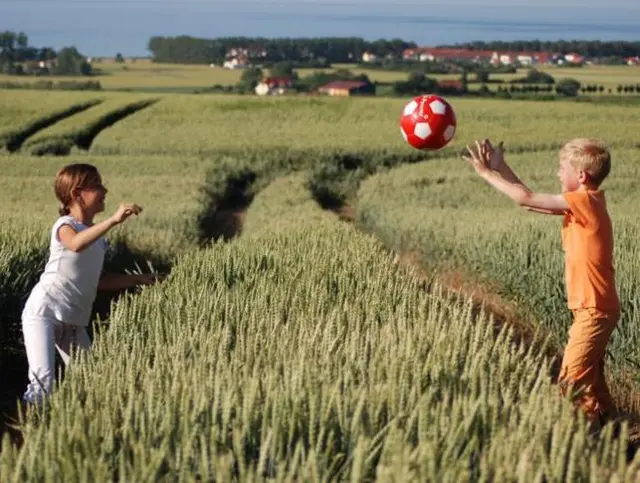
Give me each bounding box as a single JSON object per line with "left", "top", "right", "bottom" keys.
{"left": 484, "top": 139, "right": 505, "bottom": 170}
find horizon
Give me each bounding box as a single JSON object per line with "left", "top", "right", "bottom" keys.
{"left": 4, "top": 0, "right": 640, "bottom": 56}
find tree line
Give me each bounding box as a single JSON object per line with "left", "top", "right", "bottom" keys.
{"left": 147, "top": 36, "right": 417, "bottom": 65}
{"left": 148, "top": 36, "right": 640, "bottom": 65}
{"left": 0, "top": 31, "right": 92, "bottom": 76}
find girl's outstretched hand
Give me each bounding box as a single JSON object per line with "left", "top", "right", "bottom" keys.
{"left": 110, "top": 203, "right": 143, "bottom": 224}
{"left": 136, "top": 273, "right": 165, "bottom": 285}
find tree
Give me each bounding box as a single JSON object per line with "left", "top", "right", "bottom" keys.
{"left": 268, "top": 61, "right": 297, "bottom": 80}
{"left": 393, "top": 71, "right": 438, "bottom": 96}
{"left": 523, "top": 69, "right": 555, "bottom": 84}
{"left": 555, "top": 78, "right": 581, "bottom": 97}
{"left": 115, "top": 52, "right": 125, "bottom": 63}
{"left": 460, "top": 69, "right": 469, "bottom": 92}
{"left": 239, "top": 67, "right": 263, "bottom": 91}
{"left": 53, "top": 47, "right": 92, "bottom": 76}
{"left": 16, "top": 32, "right": 28, "bottom": 49}
{"left": 475, "top": 70, "right": 490, "bottom": 83}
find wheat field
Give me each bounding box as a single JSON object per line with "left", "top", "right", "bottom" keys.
{"left": 1, "top": 89, "right": 639, "bottom": 480}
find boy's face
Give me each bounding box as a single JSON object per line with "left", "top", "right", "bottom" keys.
{"left": 557, "top": 157, "right": 581, "bottom": 192}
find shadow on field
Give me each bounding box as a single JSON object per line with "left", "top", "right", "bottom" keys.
{"left": 0, "top": 240, "right": 172, "bottom": 449}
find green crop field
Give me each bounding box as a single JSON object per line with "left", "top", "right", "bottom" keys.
{"left": 1, "top": 88, "right": 640, "bottom": 480}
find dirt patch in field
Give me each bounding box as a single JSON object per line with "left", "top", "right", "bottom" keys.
{"left": 331, "top": 204, "right": 356, "bottom": 223}
{"left": 200, "top": 207, "right": 247, "bottom": 241}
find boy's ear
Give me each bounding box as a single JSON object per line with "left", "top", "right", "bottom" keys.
{"left": 577, "top": 170, "right": 590, "bottom": 184}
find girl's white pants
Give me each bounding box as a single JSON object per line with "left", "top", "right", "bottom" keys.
{"left": 22, "top": 315, "right": 91, "bottom": 404}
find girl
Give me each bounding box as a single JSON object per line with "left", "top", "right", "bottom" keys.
{"left": 21, "top": 163, "right": 161, "bottom": 404}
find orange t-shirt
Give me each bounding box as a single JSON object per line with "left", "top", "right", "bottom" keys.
{"left": 561, "top": 190, "right": 619, "bottom": 311}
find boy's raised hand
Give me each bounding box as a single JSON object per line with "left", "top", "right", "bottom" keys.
{"left": 463, "top": 140, "right": 493, "bottom": 177}
{"left": 484, "top": 139, "right": 505, "bottom": 170}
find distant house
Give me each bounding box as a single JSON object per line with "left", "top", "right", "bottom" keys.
{"left": 255, "top": 77, "right": 294, "bottom": 95}
{"left": 564, "top": 53, "right": 585, "bottom": 65}
{"left": 22, "top": 58, "right": 57, "bottom": 75}
{"left": 227, "top": 47, "right": 267, "bottom": 59}
{"left": 318, "top": 80, "right": 375, "bottom": 96}
{"left": 404, "top": 48, "right": 493, "bottom": 63}
{"left": 403, "top": 47, "right": 553, "bottom": 66}
{"left": 361, "top": 51, "right": 377, "bottom": 63}
{"left": 223, "top": 55, "right": 251, "bottom": 69}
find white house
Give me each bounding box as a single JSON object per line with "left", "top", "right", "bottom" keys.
{"left": 223, "top": 56, "right": 251, "bottom": 70}
{"left": 361, "top": 51, "right": 377, "bottom": 63}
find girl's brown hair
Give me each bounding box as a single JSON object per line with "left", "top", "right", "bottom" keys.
{"left": 54, "top": 163, "right": 102, "bottom": 216}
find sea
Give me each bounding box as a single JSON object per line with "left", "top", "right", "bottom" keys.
{"left": 3, "top": 1, "right": 640, "bottom": 57}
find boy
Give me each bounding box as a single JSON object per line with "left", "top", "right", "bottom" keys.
{"left": 463, "top": 138, "right": 620, "bottom": 429}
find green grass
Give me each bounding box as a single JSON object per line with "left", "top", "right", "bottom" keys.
{"left": 90, "top": 95, "right": 640, "bottom": 156}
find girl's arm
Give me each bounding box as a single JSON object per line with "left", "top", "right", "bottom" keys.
{"left": 58, "top": 203, "right": 142, "bottom": 253}
{"left": 98, "top": 273, "right": 163, "bottom": 291}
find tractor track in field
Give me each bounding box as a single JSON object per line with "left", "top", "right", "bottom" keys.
{"left": 24, "top": 98, "right": 158, "bottom": 156}
{"left": 2, "top": 99, "right": 103, "bottom": 152}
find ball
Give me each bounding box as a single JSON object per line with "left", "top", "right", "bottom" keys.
{"left": 399, "top": 95, "right": 457, "bottom": 150}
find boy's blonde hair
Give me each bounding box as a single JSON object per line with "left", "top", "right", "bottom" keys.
{"left": 560, "top": 138, "right": 611, "bottom": 186}
{"left": 54, "top": 163, "right": 102, "bottom": 216}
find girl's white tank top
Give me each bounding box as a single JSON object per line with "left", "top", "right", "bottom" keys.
{"left": 22, "top": 216, "right": 107, "bottom": 326}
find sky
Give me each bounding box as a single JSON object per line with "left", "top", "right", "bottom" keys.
{"left": 3, "top": 0, "right": 640, "bottom": 56}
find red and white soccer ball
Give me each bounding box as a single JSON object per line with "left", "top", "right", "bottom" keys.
{"left": 400, "top": 95, "right": 457, "bottom": 150}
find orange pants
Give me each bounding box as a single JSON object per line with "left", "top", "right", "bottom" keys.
{"left": 558, "top": 308, "right": 619, "bottom": 422}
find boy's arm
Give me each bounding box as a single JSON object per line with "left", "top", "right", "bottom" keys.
{"left": 494, "top": 166, "right": 558, "bottom": 214}
{"left": 465, "top": 142, "right": 568, "bottom": 214}
{"left": 480, "top": 170, "right": 568, "bottom": 214}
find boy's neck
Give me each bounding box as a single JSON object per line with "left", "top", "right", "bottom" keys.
{"left": 577, "top": 182, "right": 600, "bottom": 192}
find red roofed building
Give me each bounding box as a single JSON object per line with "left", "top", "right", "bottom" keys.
{"left": 403, "top": 47, "right": 552, "bottom": 66}
{"left": 318, "top": 80, "right": 375, "bottom": 96}
{"left": 255, "top": 77, "right": 294, "bottom": 95}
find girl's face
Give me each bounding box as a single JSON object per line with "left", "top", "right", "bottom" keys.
{"left": 77, "top": 177, "right": 108, "bottom": 214}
